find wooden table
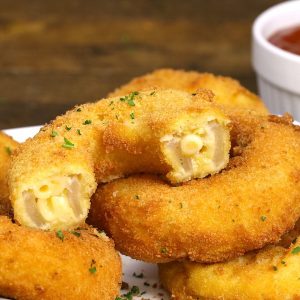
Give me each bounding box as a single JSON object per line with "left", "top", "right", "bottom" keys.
{"left": 0, "top": 0, "right": 281, "bottom": 129}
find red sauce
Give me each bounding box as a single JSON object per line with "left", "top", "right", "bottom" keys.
{"left": 268, "top": 24, "right": 300, "bottom": 55}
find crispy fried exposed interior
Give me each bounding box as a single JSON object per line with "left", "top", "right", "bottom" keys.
{"left": 109, "top": 68, "right": 268, "bottom": 113}
{"left": 9, "top": 89, "right": 231, "bottom": 230}
{"left": 88, "top": 113, "right": 300, "bottom": 263}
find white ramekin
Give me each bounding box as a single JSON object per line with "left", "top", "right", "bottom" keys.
{"left": 252, "top": 0, "right": 300, "bottom": 120}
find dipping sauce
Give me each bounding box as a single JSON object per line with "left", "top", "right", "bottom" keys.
{"left": 268, "top": 24, "right": 300, "bottom": 56}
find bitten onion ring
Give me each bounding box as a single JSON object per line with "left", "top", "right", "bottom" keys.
{"left": 159, "top": 223, "right": 300, "bottom": 300}
{"left": 88, "top": 113, "right": 300, "bottom": 263}
{"left": 0, "top": 216, "right": 121, "bottom": 300}
{"left": 9, "top": 89, "right": 231, "bottom": 230}
{"left": 109, "top": 68, "right": 268, "bottom": 113}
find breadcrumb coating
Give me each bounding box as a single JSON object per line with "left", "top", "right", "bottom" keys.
{"left": 88, "top": 113, "right": 300, "bottom": 263}
{"left": 9, "top": 89, "right": 230, "bottom": 230}
{"left": 0, "top": 132, "right": 18, "bottom": 216}
{"left": 0, "top": 216, "right": 121, "bottom": 300}
{"left": 109, "top": 68, "right": 268, "bottom": 113}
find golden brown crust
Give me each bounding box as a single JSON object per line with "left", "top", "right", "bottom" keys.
{"left": 0, "top": 132, "right": 18, "bottom": 216}
{"left": 0, "top": 216, "right": 121, "bottom": 300}
{"left": 109, "top": 68, "right": 268, "bottom": 113}
{"left": 8, "top": 89, "right": 230, "bottom": 230}
{"left": 88, "top": 113, "right": 300, "bottom": 263}
{"left": 159, "top": 236, "right": 300, "bottom": 300}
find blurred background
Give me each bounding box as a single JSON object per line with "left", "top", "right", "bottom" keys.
{"left": 0, "top": 0, "right": 282, "bottom": 129}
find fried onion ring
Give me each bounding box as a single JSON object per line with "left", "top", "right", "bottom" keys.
{"left": 88, "top": 113, "right": 300, "bottom": 263}
{"left": 0, "top": 132, "right": 18, "bottom": 216}
{"left": 109, "top": 68, "right": 268, "bottom": 113}
{"left": 0, "top": 216, "right": 121, "bottom": 300}
{"left": 9, "top": 89, "right": 231, "bottom": 230}
{"left": 159, "top": 222, "right": 300, "bottom": 300}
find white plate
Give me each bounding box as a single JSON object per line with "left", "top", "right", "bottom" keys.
{"left": 2, "top": 126, "right": 169, "bottom": 300}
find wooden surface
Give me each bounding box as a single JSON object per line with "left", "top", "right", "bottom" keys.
{"left": 0, "top": 0, "right": 282, "bottom": 129}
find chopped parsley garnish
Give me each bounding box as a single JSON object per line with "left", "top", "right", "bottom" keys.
{"left": 192, "top": 93, "right": 197, "bottom": 96}
{"left": 160, "top": 247, "right": 168, "bottom": 254}
{"left": 127, "top": 98, "right": 135, "bottom": 106}
{"left": 76, "top": 108, "right": 82, "bottom": 112}
{"left": 62, "top": 137, "right": 75, "bottom": 149}
{"left": 83, "top": 119, "right": 92, "bottom": 125}
{"left": 260, "top": 215, "right": 267, "bottom": 222}
{"left": 281, "top": 260, "right": 286, "bottom": 265}
{"left": 65, "top": 125, "right": 72, "bottom": 131}
{"left": 89, "top": 259, "right": 97, "bottom": 274}
{"left": 144, "top": 282, "right": 150, "bottom": 286}
{"left": 150, "top": 91, "right": 156, "bottom": 96}
{"left": 272, "top": 266, "right": 278, "bottom": 271}
{"left": 133, "top": 272, "right": 143, "bottom": 278}
{"left": 5, "top": 146, "right": 12, "bottom": 155}
{"left": 109, "top": 101, "right": 114, "bottom": 106}
{"left": 179, "top": 202, "right": 183, "bottom": 208}
{"left": 292, "top": 246, "right": 300, "bottom": 255}
{"left": 77, "top": 129, "right": 82, "bottom": 135}
{"left": 50, "top": 130, "right": 58, "bottom": 137}
{"left": 71, "top": 231, "right": 81, "bottom": 237}
{"left": 130, "top": 112, "right": 135, "bottom": 120}
{"left": 56, "top": 230, "right": 64, "bottom": 241}
{"left": 118, "top": 286, "right": 140, "bottom": 300}
{"left": 115, "top": 114, "right": 119, "bottom": 120}
{"left": 120, "top": 91, "right": 139, "bottom": 107}
{"left": 134, "top": 195, "right": 140, "bottom": 200}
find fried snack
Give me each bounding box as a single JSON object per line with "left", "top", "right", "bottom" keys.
{"left": 88, "top": 113, "right": 300, "bottom": 263}
{"left": 159, "top": 233, "right": 300, "bottom": 300}
{"left": 0, "top": 132, "right": 18, "bottom": 216}
{"left": 0, "top": 216, "right": 121, "bottom": 300}
{"left": 109, "top": 68, "right": 268, "bottom": 113}
{"left": 9, "top": 89, "right": 231, "bottom": 230}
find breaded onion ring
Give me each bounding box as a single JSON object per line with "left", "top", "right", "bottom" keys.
{"left": 0, "top": 132, "right": 18, "bottom": 216}
{"left": 9, "top": 89, "right": 231, "bottom": 230}
{"left": 109, "top": 68, "right": 268, "bottom": 113}
{"left": 0, "top": 216, "right": 121, "bottom": 300}
{"left": 159, "top": 227, "right": 300, "bottom": 300}
{"left": 88, "top": 113, "right": 300, "bottom": 263}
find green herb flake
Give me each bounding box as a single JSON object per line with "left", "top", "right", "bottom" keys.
{"left": 160, "top": 247, "right": 168, "bottom": 254}
{"left": 134, "top": 195, "right": 140, "bottom": 200}
{"left": 150, "top": 91, "right": 156, "bottom": 96}
{"left": 65, "top": 125, "right": 72, "bottom": 131}
{"left": 62, "top": 137, "right": 75, "bottom": 149}
{"left": 179, "top": 202, "right": 183, "bottom": 209}
{"left": 127, "top": 98, "right": 135, "bottom": 106}
{"left": 130, "top": 112, "right": 135, "bottom": 120}
{"left": 120, "top": 91, "right": 139, "bottom": 107}
{"left": 5, "top": 146, "right": 12, "bottom": 155}
{"left": 292, "top": 246, "right": 300, "bottom": 255}
{"left": 71, "top": 231, "right": 81, "bottom": 237}
{"left": 281, "top": 260, "right": 286, "bottom": 265}
{"left": 83, "top": 119, "right": 92, "bottom": 125}
{"left": 56, "top": 230, "right": 64, "bottom": 241}
{"left": 109, "top": 101, "right": 114, "bottom": 106}
{"left": 76, "top": 108, "right": 82, "bottom": 112}
{"left": 77, "top": 129, "right": 82, "bottom": 135}
{"left": 50, "top": 130, "right": 58, "bottom": 137}
{"left": 272, "top": 266, "right": 278, "bottom": 271}
{"left": 144, "top": 282, "right": 150, "bottom": 286}
{"left": 133, "top": 272, "right": 144, "bottom": 278}
{"left": 89, "top": 259, "right": 97, "bottom": 274}
{"left": 260, "top": 215, "right": 267, "bottom": 222}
